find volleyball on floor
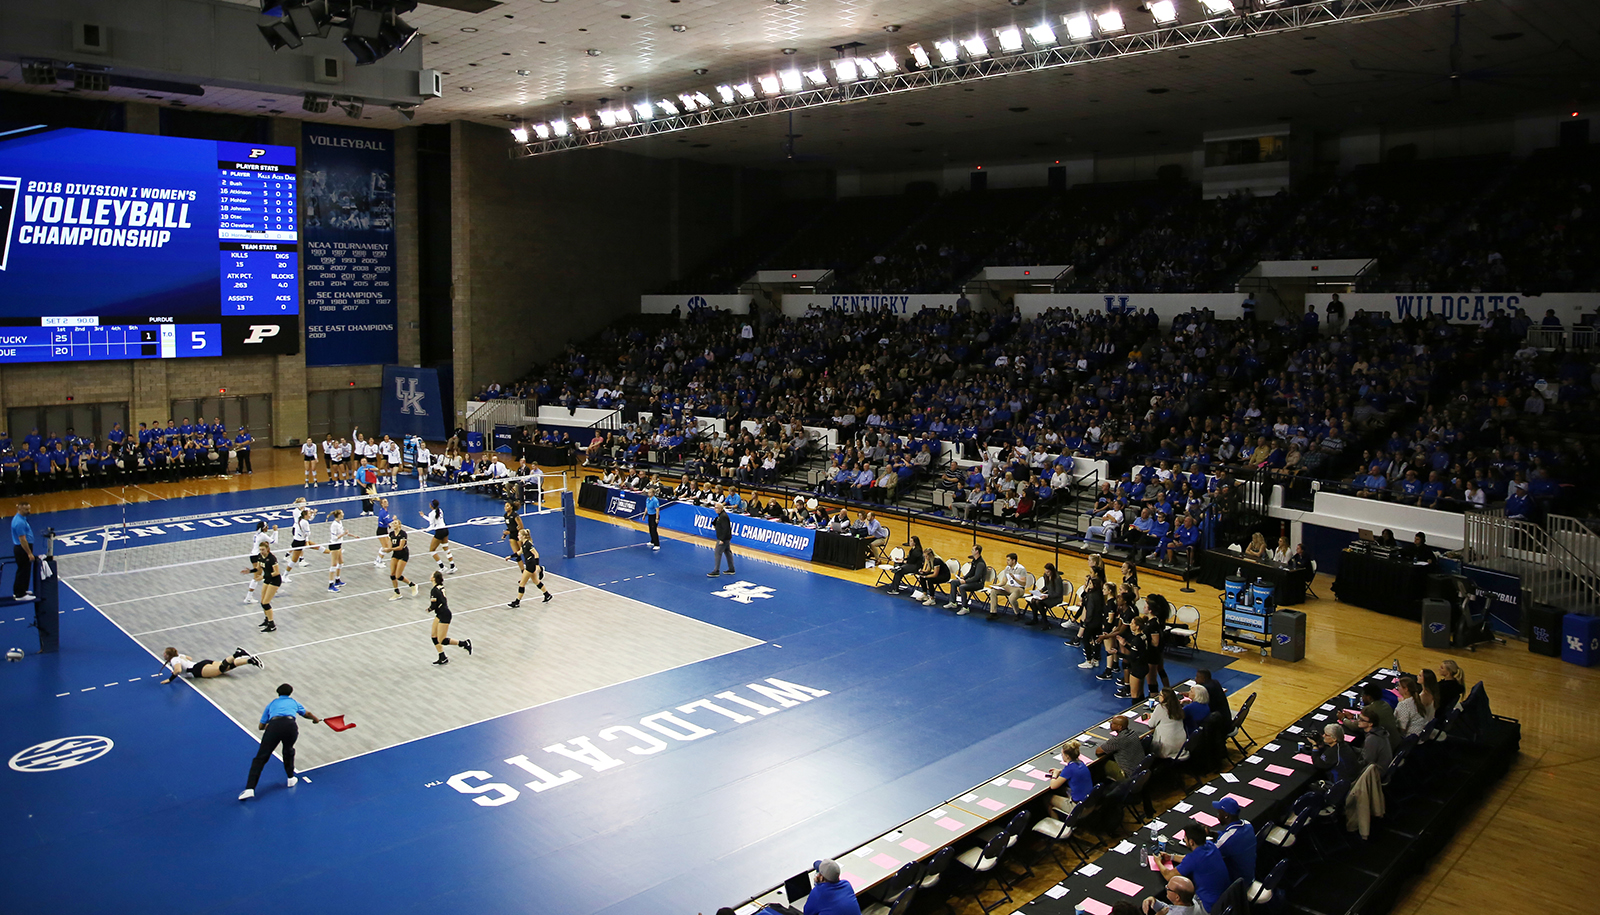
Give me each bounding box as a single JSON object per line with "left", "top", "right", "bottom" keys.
{"left": 4, "top": 648, "right": 22, "bottom": 662}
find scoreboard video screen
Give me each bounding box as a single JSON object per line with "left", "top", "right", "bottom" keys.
{"left": 0, "top": 126, "right": 300, "bottom": 363}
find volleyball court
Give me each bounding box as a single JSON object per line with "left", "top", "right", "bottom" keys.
{"left": 51, "top": 472, "right": 758, "bottom": 771}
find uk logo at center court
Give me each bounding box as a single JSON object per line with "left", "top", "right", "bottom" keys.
{"left": 712, "top": 581, "right": 775, "bottom": 604}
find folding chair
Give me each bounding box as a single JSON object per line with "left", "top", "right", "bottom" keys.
{"left": 862, "top": 885, "right": 916, "bottom": 915}
{"left": 954, "top": 830, "right": 1013, "bottom": 914}
{"left": 863, "top": 861, "right": 921, "bottom": 914}
{"left": 1227, "top": 692, "right": 1259, "bottom": 755}
{"left": 875, "top": 547, "right": 906, "bottom": 588}
{"left": 1249, "top": 858, "right": 1290, "bottom": 910}
{"left": 975, "top": 808, "right": 1034, "bottom": 886}
{"left": 915, "top": 845, "right": 956, "bottom": 896}
{"left": 1167, "top": 605, "right": 1201, "bottom": 656}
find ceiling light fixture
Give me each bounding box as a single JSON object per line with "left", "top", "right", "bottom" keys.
{"left": 856, "top": 56, "right": 880, "bottom": 78}
{"left": 961, "top": 36, "right": 989, "bottom": 57}
{"left": 872, "top": 51, "right": 898, "bottom": 72}
{"left": 597, "top": 109, "right": 617, "bottom": 127}
{"left": 511, "top": 126, "right": 529, "bottom": 142}
{"left": 733, "top": 82, "right": 755, "bottom": 100}
{"left": 907, "top": 43, "right": 932, "bottom": 68}
{"left": 1026, "top": 23, "right": 1057, "bottom": 45}
{"left": 656, "top": 99, "right": 679, "bottom": 115}
{"left": 779, "top": 69, "right": 803, "bottom": 92}
{"left": 533, "top": 123, "right": 551, "bottom": 139}
{"left": 1095, "top": 10, "right": 1125, "bottom": 33}
{"left": 550, "top": 119, "right": 569, "bottom": 136}
{"left": 571, "top": 115, "right": 592, "bottom": 131}
{"left": 803, "top": 67, "right": 828, "bottom": 86}
{"left": 1149, "top": 0, "right": 1179, "bottom": 24}
{"left": 1199, "top": 0, "right": 1235, "bottom": 14}
{"left": 633, "top": 101, "right": 654, "bottom": 119}
{"left": 782, "top": 47, "right": 798, "bottom": 55}
{"left": 1064, "top": 13, "right": 1093, "bottom": 40}
{"left": 995, "top": 27, "right": 1024, "bottom": 52}
{"left": 831, "top": 58, "right": 859, "bottom": 81}
{"left": 670, "top": 24, "right": 688, "bottom": 32}
{"left": 934, "top": 39, "right": 960, "bottom": 63}
{"left": 586, "top": 49, "right": 601, "bottom": 56}
{"left": 758, "top": 74, "right": 781, "bottom": 95}
{"left": 715, "top": 84, "right": 736, "bottom": 103}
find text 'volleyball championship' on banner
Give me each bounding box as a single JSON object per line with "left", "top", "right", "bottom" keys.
{"left": 300, "top": 124, "right": 398, "bottom": 366}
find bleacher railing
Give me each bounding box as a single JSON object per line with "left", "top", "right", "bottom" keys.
{"left": 1465, "top": 509, "right": 1600, "bottom": 616}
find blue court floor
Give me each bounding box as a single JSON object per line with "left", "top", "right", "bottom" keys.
{"left": 0, "top": 480, "right": 1253, "bottom": 915}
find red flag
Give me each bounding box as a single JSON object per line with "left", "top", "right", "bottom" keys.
{"left": 324, "top": 715, "right": 356, "bottom": 732}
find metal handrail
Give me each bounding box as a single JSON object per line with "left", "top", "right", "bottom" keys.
{"left": 1465, "top": 510, "right": 1600, "bottom": 616}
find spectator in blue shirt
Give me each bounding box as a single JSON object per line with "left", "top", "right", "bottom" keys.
{"left": 239, "top": 683, "right": 321, "bottom": 801}
{"left": 1046, "top": 739, "right": 1095, "bottom": 816}
{"left": 10, "top": 501, "right": 34, "bottom": 599}
{"left": 1183, "top": 684, "right": 1212, "bottom": 735}
{"left": 802, "top": 858, "right": 860, "bottom": 915}
{"left": 1211, "top": 797, "right": 1257, "bottom": 887}
{"left": 1160, "top": 823, "right": 1232, "bottom": 913}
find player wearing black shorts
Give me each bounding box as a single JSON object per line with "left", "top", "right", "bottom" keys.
{"left": 160, "top": 646, "right": 262, "bottom": 683}
{"left": 242, "top": 541, "right": 283, "bottom": 632}
{"left": 508, "top": 528, "right": 551, "bottom": 607}
{"left": 380, "top": 519, "right": 416, "bottom": 601}
{"left": 426, "top": 570, "right": 472, "bottom": 666}
{"left": 420, "top": 500, "right": 456, "bottom": 574}
{"left": 501, "top": 501, "right": 523, "bottom": 562}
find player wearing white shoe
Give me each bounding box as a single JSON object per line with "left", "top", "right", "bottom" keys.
{"left": 288, "top": 508, "right": 322, "bottom": 570}
{"left": 380, "top": 519, "right": 417, "bottom": 600}
{"left": 414, "top": 440, "right": 432, "bottom": 489}
{"left": 245, "top": 522, "right": 280, "bottom": 604}
{"left": 160, "top": 646, "right": 262, "bottom": 683}
{"left": 380, "top": 435, "right": 402, "bottom": 487}
{"left": 300, "top": 438, "right": 318, "bottom": 486}
{"left": 419, "top": 500, "right": 456, "bottom": 574}
{"left": 325, "top": 510, "right": 354, "bottom": 592}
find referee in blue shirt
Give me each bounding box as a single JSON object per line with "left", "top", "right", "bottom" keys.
{"left": 645, "top": 486, "right": 661, "bottom": 551}
{"left": 239, "top": 683, "right": 321, "bottom": 801}
{"left": 10, "top": 501, "right": 34, "bottom": 599}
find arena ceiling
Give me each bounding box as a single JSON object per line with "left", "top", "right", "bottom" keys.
{"left": 2, "top": 0, "right": 1595, "bottom": 169}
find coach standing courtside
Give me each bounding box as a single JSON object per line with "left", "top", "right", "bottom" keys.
{"left": 707, "top": 502, "right": 736, "bottom": 577}
{"left": 238, "top": 683, "right": 320, "bottom": 801}
{"left": 10, "top": 501, "right": 34, "bottom": 600}
{"left": 645, "top": 485, "right": 661, "bottom": 552}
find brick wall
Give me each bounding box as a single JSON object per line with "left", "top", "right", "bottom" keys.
{"left": 447, "top": 121, "right": 754, "bottom": 413}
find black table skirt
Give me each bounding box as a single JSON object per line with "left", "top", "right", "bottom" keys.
{"left": 1197, "top": 551, "right": 1308, "bottom": 606}
{"left": 1333, "top": 551, "right": 1432, "bottom": 621}
{"left": 813, "top": 531, "right": 869, "bottom": 570}
{"left": 527, "top": 443, "right": 575, "bottom": 466}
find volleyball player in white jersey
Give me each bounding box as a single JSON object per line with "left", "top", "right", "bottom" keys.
{"left": 288, "top": 508, "right": 323, "bottom": 570}
{"left": 419, "top": 499, "right": 457, "bottom": 574}
{"left": 364, "top": 435, "right": 381, "bottom": 484}
{"left": 328, "top": 436, "right": 346, "bottom": 486}
{"left": 245, "top": 522, "right": 280, "bottom": 604}
{"left": 160, "top": 646, "right": 262, "bottom": 683}
{"left": 414, "top": 440, "right": 431, "bottom": 489}
{"left": 325, "top": 509, "right": 354, "bottom": 592}
{"left": 380, "top": 435, "right": 402, "bottom": 487}
{"left": 301, "top": 438, "right": 319, "bottom": 486}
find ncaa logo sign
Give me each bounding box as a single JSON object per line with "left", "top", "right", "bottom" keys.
{"left": 10, "top": 735, "right": 115, "bottom": 772}
{"left": 607, "top": 495, "right": 640, "bottom": 516}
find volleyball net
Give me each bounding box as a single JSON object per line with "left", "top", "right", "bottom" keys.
{"left": 54, "top": 470, "right": 569, "bottom": 580}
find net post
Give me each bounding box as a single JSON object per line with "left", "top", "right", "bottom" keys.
{"left": 561, "top": 489, "right": 576, "bottom": 558}
{"left": 96, "top": 524, "right": 112, "bottom": 575}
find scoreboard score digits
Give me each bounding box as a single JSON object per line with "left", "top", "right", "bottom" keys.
{"left": 0, "top": 127, "right": 300, "bottom": 362}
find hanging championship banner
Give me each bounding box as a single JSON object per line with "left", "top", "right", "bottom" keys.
{"left": 300, "top": 124, "right": 397, "bottom": 366}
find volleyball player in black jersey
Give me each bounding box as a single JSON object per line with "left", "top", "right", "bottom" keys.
{"left": 426, "top": 570, "right": 473, "bottom": 666}
{"left": 242, "top": 540, "right": 283, "bottom": 631}
{"left": 380, "top": 519, "right": 418, "bottom": 601}
{"left": 501, "top": 501, "right": 523, "bottom": 562}
{"left": 508, "top": 528, "right": 551, "bottom": 607}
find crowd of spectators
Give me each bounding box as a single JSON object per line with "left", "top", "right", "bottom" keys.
{"left": 514, "top": 281, "right": 1596, "bottom": 558}
{"left": 1077, "top": 192, "right": 1295, "bottom": 294}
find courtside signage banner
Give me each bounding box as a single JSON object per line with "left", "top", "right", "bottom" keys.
{"left": 382, "top": 364, "right": 447, "bottom": 442}
{"left": 301, "top": 124, "right": 397, "bottom": 366}
{"left": 639, "top": 294, "right": 752, "bottom": 316}
{"left": 657, "top": 503, "right": 815, "bottom": 561}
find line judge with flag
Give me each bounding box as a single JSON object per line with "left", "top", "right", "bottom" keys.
{"left": 239, "top": 683, "right": 321, "bottom": 801}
